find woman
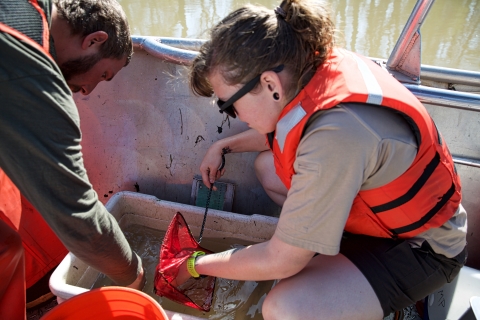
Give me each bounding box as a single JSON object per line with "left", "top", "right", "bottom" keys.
{"left": 179, "top": 1, "right": 468, "bottom": 319}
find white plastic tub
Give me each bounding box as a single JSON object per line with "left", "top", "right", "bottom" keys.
{"left": 49, "top": 191, "right": 278, "bottom": 319}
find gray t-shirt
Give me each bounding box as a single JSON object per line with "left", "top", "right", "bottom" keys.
{"left": 275, "top": 103, "right": 467, "bottom": 258}
{"left": 0, "top": 2, "right": 140, "bottom": 285}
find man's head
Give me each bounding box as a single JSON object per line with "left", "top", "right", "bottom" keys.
{"left": 53, "top": 0, "right": 133, "bottom": 95}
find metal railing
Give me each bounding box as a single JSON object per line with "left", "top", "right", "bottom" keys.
{"left": 132, "top": 36, "right": 204, "bottom": 65}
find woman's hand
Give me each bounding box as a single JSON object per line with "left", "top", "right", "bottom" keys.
{"left": 199, "top": 129, "right": 269, "bottom": 189}
{"left": 200, "top": 143, "right": 226, "bottom": 189}
{"left": 170, "top": 259, "right": 193, "bottom": 287}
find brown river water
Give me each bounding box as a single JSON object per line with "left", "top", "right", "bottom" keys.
{"left": 117, "top": 0, "right": 480, "bottom": 72}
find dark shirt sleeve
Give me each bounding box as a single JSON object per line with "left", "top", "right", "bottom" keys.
{"left": 0, "top": 33, "right": 141, "bottom": 285}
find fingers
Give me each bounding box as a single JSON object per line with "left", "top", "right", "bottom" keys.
{"left": 126, "top": 267, "right": 146, "bottom": 291}
{"left": 200, "top": 145, "right": 228, "bottom": 189}
{"left": 211, "top": 169, "right": 226, "bottom": 190}
{"left": 201, "top": 169, "right": 212, "bottom": 189}
{"left": 201, "top": 168, "right": 219, "bottom": 190}
{"left": 208, "top": 170, "right": 219, "bottom": 191}
{"left": 209, "top": 169, "right": 217, "bottom": 185}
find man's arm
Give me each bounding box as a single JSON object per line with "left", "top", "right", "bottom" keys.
{"left": 0, "top": 34, "right": 141, "bottom": 286}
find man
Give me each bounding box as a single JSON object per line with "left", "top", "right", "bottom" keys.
{"left": 0, "top": 0, "right": 144, "bottom": 318}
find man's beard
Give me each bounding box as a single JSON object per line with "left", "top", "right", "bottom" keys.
{"left": 59, "top": 52, "right": 102, "bottom": 82}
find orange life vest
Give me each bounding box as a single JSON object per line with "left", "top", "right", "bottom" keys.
{"left": 0, "top": 0, "right": 53, "bottom": 60}
{"left": 269, "top": 48, "right": 461, "bottom": 239}
{"left": 0, "top": 0, "right": 67, "bottom": 288}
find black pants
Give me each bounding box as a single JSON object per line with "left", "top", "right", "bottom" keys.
{"left": 340, "top": 233, "right": 467, "bottom": 317}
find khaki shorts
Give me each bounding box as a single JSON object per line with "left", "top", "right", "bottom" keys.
{"left": 340, "top": 233, "right": 467, "bottom": 317}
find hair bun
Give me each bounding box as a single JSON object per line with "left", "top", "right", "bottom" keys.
{"left": 274, "top": 6, "right": 287, "bottom": 19}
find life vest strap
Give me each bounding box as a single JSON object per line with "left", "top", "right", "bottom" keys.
{"left": 391, "top": 182, "right": 456, "bottom": 236}
{"left": 371, "top": 152, "right": 440, "bottom": 213}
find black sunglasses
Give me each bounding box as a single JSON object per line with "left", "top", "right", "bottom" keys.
{"left": 217, "top": 65, "right": 284, "bottom": 118}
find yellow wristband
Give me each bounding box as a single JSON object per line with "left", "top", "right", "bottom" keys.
{"left": 187, "top": 251, "right": 205, "bottom": 278}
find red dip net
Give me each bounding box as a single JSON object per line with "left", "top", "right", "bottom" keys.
{"left": 154, "top": 212, "right": 216, "bottom": 311}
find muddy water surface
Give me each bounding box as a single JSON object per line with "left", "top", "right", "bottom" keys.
{"left": 92, "top": 224, "right": 276, "bottom": 319}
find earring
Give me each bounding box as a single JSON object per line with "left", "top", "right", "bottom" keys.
{"left": 273, "top": 92, "right": 280, "bottom": 100}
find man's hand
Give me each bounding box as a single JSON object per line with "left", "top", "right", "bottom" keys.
{"left": 126, "top": 267, "right": 146, "bottom": 291}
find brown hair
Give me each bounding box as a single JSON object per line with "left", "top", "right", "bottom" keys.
{"left": 54, "top": 0, "right": 133, "bottom": 65}
{"left": 190, "top": 0, "right": 335, "bottom": 101}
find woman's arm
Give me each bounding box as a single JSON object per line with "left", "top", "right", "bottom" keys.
{"left": 196, "top": 234, "right": 314, "bottom": 280}
{"left": 174, "top": 234, "right": 315, "bottom": 285}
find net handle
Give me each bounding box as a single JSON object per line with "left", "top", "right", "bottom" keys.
{"left": 198, "top": 147, "right": 228, "bottom": 243}
{"left": 198, "top": 185, "right": 213, "bottom": 243}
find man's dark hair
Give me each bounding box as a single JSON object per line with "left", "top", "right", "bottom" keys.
{"left": 54, "top": 0, "right": 133, "bottom": 65}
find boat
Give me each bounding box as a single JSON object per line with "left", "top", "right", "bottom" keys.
{"left": 49, "top": 0, "right": 480, "bottom": 319}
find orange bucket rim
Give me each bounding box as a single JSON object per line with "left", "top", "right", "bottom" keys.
{"left": 42, "top": 286, "right": 169, "bottom": 319}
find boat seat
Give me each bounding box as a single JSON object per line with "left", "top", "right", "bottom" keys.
{"left": 427, "top": 266, "right": 480, "bottom": 320}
